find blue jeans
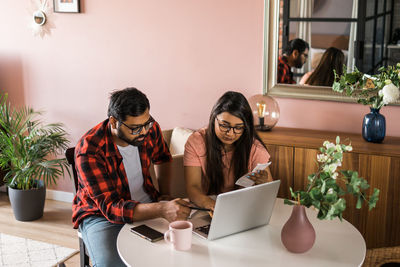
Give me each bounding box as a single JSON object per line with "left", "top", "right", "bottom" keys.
{"left": 79, "top": 216, "right": 126, "bottom": 267}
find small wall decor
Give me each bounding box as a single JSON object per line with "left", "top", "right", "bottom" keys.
{"left": 53, "top": 0, "right": 80, "bottom": 13}
{"left": 29, "top": 0, "right": 55, "bottom": 38}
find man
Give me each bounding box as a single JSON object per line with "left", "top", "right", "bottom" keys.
{"left": 277, "top": 38, "right": 309, "bottom": 84}
{"left": 72, "top": 87, "right": 190, "bottom": 267}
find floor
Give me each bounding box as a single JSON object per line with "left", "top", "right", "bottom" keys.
{"left": 0, "top": 192, "right": 80, "bottom": 266}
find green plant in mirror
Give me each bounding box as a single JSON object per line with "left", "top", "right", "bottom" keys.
{"left": 284, "top": 136, "right": 380, "bottom": 221}
{"left": 332, "top": 63, "right": 400, "bottom": 109}
{"left": 0, "top": 93, "right": 70, "bottom": 190}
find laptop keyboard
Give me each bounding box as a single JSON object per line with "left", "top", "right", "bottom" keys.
{"left": 196, "top": 224, "right": 210, "bottom": 235}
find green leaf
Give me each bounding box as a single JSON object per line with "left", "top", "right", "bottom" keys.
{"left": 310, "top": 187, "right": 323, "bottom": 201}
{"left": 368, "top": 188, "right": 380, "bottom": 210}
{"left": 336, "top": 136, "right": 340, "bottom": 144}
{"left": 284, "top": 199, "right": 295, "bottom": 205}
{"left": 333, "top": 152, "right": 342, "bottom": 160}
{"left": 289, "top": 187, "right": 296, "bottom": 199}
{"left": 325, "top": 198, "right": 346, "bottom": 220}
{"left": 356, "top": 195, "right": 363, "bottom": 209}
{"left": 326, "top": 147, "right": 335, "bottom": 154}
{"left": 332, "top": 82, "right": 343, "bottom": 92}
{"left": 346, "top": 72, "right": 361, "bottom": 84}
{"left": 325, "top": 191, "right": 338, "bottom": 203}
{"left": 321, "top": 180, "right": 326, "bottom": 194}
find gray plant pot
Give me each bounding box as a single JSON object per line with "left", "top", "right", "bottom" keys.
{"left": 8, "top": 180, "right": 46, "bottom": 221}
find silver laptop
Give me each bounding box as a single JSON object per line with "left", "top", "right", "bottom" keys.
{"left": 189, "top": 180, "right": 280, "bottom": 240}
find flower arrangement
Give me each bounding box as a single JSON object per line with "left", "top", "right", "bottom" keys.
{"left": 284, "top": 136, "right": 380, "bottom": 221}
{"left": 332, "top": 63, "right": 400, "bottom": 109}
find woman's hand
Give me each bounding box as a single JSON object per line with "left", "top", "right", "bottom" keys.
{"left": 203, "top": 198, "right": 216, "bottom": 211}
{"left": 248, "top": 169, "right": 272, "bottom": 185}
{"left": 185, "top": 166, "right": 216, "bottom": 211}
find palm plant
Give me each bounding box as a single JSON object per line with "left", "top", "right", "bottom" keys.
{"left": 0, "top": 93, "right": 70, "bottom": 190}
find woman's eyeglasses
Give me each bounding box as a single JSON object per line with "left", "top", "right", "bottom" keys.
{"left": 216, "top": 117, "right": 245, "bottom": 134}
{"left": 119, "top": 117, "right": 155, "bottom": 135}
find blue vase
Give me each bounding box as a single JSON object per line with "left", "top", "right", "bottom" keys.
{"left": 362, "top": 108, "right": 386, "bottom": 143}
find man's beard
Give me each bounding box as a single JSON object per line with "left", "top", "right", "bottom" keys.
{"left": 294, "top": 55, "right": 303, "bottom": 68}
{"left": 117, "top": 128, "right": 146, "bottom": 146}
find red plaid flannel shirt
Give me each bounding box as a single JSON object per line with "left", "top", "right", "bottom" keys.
{"left": 72, "top": 119, "right": 171, "bottom": 228}
{"left": 277, "top": 55, "right": 296, "bottom": 84}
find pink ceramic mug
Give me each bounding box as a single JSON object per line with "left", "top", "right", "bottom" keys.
{"left": 164, "top": 221, "right": 193, "bottom": 251}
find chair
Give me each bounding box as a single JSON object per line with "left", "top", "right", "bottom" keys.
{"left": 65, "top": 147, "right": 91, "bottom": 267}
{"left": 363, "top": 246, "right": 400, "bottom": 267}
{"left": 152, "top": 128, "right": 192, "bottom": 198}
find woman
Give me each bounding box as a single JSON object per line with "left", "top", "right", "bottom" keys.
{"left": 184, "top": 91, "right": 273, "bottom": 210}
{"left": 299, "top": 47, "right": 345, "bottom": 86}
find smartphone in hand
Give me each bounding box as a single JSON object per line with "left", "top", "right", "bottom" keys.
{"left": 130, "top": 224, "right": 164, "bottom": 242}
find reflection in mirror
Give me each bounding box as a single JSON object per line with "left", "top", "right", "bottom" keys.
{"left": 33, "top": 10, "right": 46, "bottom": 26}
{"left": 264, "top": 0, "right": 400, "bottom": 105}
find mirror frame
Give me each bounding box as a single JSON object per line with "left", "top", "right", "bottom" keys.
{"left": 263, "top": 0, "right": 400, "bottom": 106}
{"left": 33, "top": 10, "right": 47, "bottom": 26}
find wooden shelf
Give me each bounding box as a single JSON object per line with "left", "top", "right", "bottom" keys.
{"left": 258, "top": 127, "right": 400, "bottom": 158}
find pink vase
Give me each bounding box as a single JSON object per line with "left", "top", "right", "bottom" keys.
{"left": 281, "top": 205, "right": 316, "bottom": 253}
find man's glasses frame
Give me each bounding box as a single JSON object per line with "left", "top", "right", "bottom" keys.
{"left": 119, "top": 117, "right": 155, "bottom": 135}
{"left": 215, "top": 117, "right": 245, "bottom": 134}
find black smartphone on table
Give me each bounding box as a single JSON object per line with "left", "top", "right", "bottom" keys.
{"left": 130, "top": 224, "right": 164, "bottom": 242}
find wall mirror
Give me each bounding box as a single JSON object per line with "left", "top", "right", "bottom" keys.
{"left": 264, "top": 0, "right": 400, "bottom": 105}
{"left": 33, "top": 10, "right": 46, "bottom": 26}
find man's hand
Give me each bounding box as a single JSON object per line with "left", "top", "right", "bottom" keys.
{"left": 158, "top": 195, "right": 173, "bottom": 201}
{"left": 160, "top": 198, "right": 191, "bottom": 222}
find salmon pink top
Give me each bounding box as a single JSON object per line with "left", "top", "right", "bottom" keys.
{"left": 184, "top": 128, "right": 270, "bottom": 193}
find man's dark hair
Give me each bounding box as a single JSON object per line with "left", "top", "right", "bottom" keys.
{"left": 107, "top": 87, "right": 150, "bottom": 122}
{"left": 283, "top": 38, "right": 310, "bottom": 55}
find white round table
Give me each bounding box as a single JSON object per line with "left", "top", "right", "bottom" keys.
{"left": 117, "top": 198, "right": 366, "bottom": 267}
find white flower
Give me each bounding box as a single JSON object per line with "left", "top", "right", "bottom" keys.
{"left": 327, "top": 188, "right": 334, "bottom": 194}
{"left": 317, "top": 154, "right": 329, "bottom": 163}
{"left": 323, "top": 163, "right": 338, "bottom": 173}
{"left": 345, "top": 145, "right": 353, "bottom": 152}
{"left": 381, "top": 83, "right": 400, "bottom": 105}
{"left": 324, "top": 141, "right": 335, "bottom": 149}
{"left": 332, "top": 172, "right": 338, "bottom": 180}
{"left": 363, "top": 74, "right": 377, "bottom": 80}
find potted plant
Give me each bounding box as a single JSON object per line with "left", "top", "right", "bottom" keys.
{"left": 0, "top": 93, "right": 70, "bottom": 221}
{"left": 281, "top": 136, "right": 380, "bottom": 253}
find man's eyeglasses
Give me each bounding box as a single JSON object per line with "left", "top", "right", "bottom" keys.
{"left": 119, "top": 117, "right": 155, "bottom": 135}
{"left": 216, "top": 117, "right": 245, "bottom": 134}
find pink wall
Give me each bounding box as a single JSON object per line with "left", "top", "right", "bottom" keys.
{"left": 0, "top": 1, "right": 399, "bottom": 193}
{"left": 276, "top": 98, "right": 400, "bottom": 136}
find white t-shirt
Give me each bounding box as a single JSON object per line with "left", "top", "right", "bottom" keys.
{"left": 117, "top": 145, "right": 152, "bottom": 203}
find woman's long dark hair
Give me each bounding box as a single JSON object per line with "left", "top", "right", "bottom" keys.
{"left": 306, "top": 47, "right": 345, "bottom": 86}
{"left": 204, "top": 91, "right": 266, "bottom": 194}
